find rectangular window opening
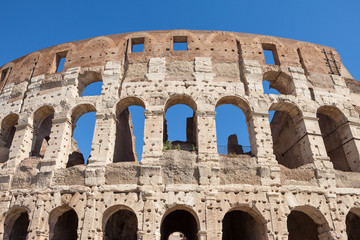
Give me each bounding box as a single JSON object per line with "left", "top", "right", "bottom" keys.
{"left": 0, "top": 68, "right": 9, "bottom": 82}
{"left": 262, "top": 44, "right": 280, "bottom": 65}
{"left": 131, "top": 37, "right": 145, "bottom": 53}
{"left": 56, "top": 51, "right": 68, "bottom": 73}
{"left": 173, "top": 36, "right": 188, "bottom": 51}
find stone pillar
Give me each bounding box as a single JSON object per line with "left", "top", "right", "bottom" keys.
{"left": 32, "top": 196, "right": 48, "bottom": 240}
{"left": 40, "top": 117, "right": 72, "bottom": 171}
{"left": 242, "top": 60, "right": 263, "bottom": 95}
{"left": 88, "top": 113, "right": 116, "bottom": 165}
{"left": 295, "top": 115, "right": 336, "bottom": 188}
{"left": 8, "top": 123, "right": 33, "bottom": 164}
{"left": 294, "top": 115, "right": 329, "bottom": 164}
{"left": 247, "top": 111, "right": 280, "bottom": 186}
{"left": 80, "top": 193, "right": 100, "bottom": 240}
{"left": 204, "top": 193, "right": 220, "bottom": 240}
{"left": 141, "top": 110, "right": 164, "bottom": 163}
{"left": 288, "top": 67, "right": 311, "bottom": 98}
{"left": 338, "top": 121, "right": 360, "bottom": 172}
{"left": 196, "top": 111, "right": 219, "bottom": 162}
{"left": 141, "top": 194, "right": 158, "bottom": 240}
{"left": 85, "top": 112, "right": 116, "bottom": 186}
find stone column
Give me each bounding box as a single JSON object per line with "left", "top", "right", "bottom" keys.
{"left": 141, "top": 110, "right": 164, "bottom": 163}
{"left": 295, "top": 115, "right": 336, "bottom": 188}
{"left": 8, "top": 122, "right": 33, "bottom": 164}
{"left": 247, "top": 111, "right": 280, "bottom": 186}
{"left": 204, "top": 193, "right": 220, "bottom": 240}
{"left": 242, "top": 60, "right": 263, "bottom": 95}
{"left": 196, "top": 111, "right": 219, "bottom": 163}
{"left": 294, "top": 115, "right": 329, "bottom": 164}
{"left": 40, "top": 117, "right": 72, "bottom": 171}
{"left": 338, "top": 121, "right": 360, "bottom": 172}
{"left": 85, "top": 112, "right": 116, "bottom": 186}
{"left": 288, "top": 67, "right": 311, "bottom": 98}
{"left": 0, "top": 122, "right": 33, "bottom": 190}
{"left": 87, "top": 113, "right": 116, "bottom": 165}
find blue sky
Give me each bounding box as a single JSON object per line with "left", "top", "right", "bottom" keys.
{"left": 0, "top": 0, "right": 359, "bottom": 160}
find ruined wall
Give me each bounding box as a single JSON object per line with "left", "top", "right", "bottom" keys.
{"left": 0, "top": 30, "right": 360, "bottom": 240}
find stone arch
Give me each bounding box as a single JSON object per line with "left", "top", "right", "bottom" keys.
{"left": 48, "top": 206, "right": 78, "bottom": 240}
{"left": 163, "top": 95, "right": 197, "bottom": 148}
{"left": 164, "top": 95, "right": 197, "bottom": 113}
{"left": 67, "top": 103, "right": 97, "bottom": 167}
{"left": 78, "top": 70, "right": 103, "bottom": 96}
{"left": 317, "top": 105, "right": 358, "bottom": 171}
{"left": 31, "top": 105, "right": 55, "bottom": 158}
{"left": 269, "top": 101, "right": 310, "bottom": 168}
{"left": 215, "top": 95, "right": 251, "bottom": 118}
{"left": 215, "top": 96, "right": 252, "bottom": 155}
{"left": 287, "top": 205, "right": 331, "bottom": 240}
{"left": 102, "top": 205, "right": 138, "bottom": 240}
{"left": 346, "top": 208, "right": 360, "bottom": 240}
{"left": 3, "top": 206, "right": 30, "bottom": 240}
{"left": 263, "top": 70, "right": 295, "bottom": 95}
{"left": 0, "top": 113, "right": 18, "bottom": 163}
{"left": 114, "top": 97, "right": 146, "bottom": 162}
{"left": 160, "top": 205, "right": 200, "bottom": 240}
{"left": 221, "top": 206, "right": 268, "bottom": 240}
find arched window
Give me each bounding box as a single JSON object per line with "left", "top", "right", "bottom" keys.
{"left": 263, "top": 71, "right": 295, "bottom": 95}
{"left": 222, "top": 209, "right": 266, "bottom": 240}
{"left": 49, "top": 207, "right": 78, "bottom": 240}
{"left": 317, "top": 106, "right": 356, "bottom": 171}
{"left": 3, "top": 208, "right": 29, "bottom": 240}
{"left": 31, "top": 106, "right": 55, "bottom": 158}
{"left": 163, "top": 96, "right": 197, "bottom": 151}
{"left": 346, "top": 209, "right": 360, "bottom": 240}
{"left": 269, "top": 102, "right": 307, "bottom": 168}
{"left": 68, "top": 104, "right": 96, "bottom": 167}
{"left": 114, "top": 98, "right": 145, "bottom": 162}
{"left": 103, "top": 208, "right": 138, "bottom": 240}
{"left": 215, "top": 97, "right": 251, "bottom": 155}
{"left": 287, "top": 206, "right": 331, "bottom": 240}
{"left": 0, "top": 114, "right": 18, "bottom": 163}
{"left": 161, "top": 209, "right": 199, "bottom": 240}
{"left": 78, "top": 71, "right": 103, "bottom": 96}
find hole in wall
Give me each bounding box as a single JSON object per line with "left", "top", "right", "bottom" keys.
{"left": 215, "top": 105, "right": 251, "bottom": 155}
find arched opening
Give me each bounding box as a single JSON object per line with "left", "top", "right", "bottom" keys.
{"left": 114, "top": 98, "right": 145, "bottom": 162}
{"left": 346, "top": 209, "right": 360, "bottom": 240}
{"left": 317, "top": 106, "right": 354, "bottom": 171}
{"left": 287, "top": 211, "right": 319, "bottom": 240}
{"left": 103, "top": 209, "right": 138, "bottom": 240}
{"left": 82, "top": 81, "right": 103, "bottom": 96}
{"left": 49, "top": 207, "right": 78, "bottom": 240}
{"left": 222, "top": 209, "right": 266, "bottom": 240}
{"left": 31, "top": 106, "right": 55, "bottom": 158}
{"left": 163, "top": 96, "right": 197, "bottom": 151}
{"left": 168, "top": 232, "right": 187, "bottom": 240}
{"left": 68, "top": 104, "right": 96, "bottom": 167}
{"left": 0, "top": 114, "right": 18, "bottom": 163}
{"left": 263, "top": 71, "right": 295, "bottom": 95}
{"left": 161, "top": 209, "right": 198, "bottom": 240}
{"left": 269, "top": 102, "right": 307, "bottom": 168}
{"left": 262, "top": 80, "right": 280, "bottom": 95}
{"left": 3, "top": 208, "right": 29, "bottom": 240}
{"left": 78, "top": 71, "right": 103, "bottom": 96}
{"left": 215, "top": 97, "right": 251, "bottom": 155}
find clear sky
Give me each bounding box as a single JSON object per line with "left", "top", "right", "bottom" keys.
{"left": 0, "top": 0, "right": 359, "bottom": 160}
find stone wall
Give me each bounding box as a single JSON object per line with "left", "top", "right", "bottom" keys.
{"left": 0, "top": 30, "right": 360, "bottom": 240}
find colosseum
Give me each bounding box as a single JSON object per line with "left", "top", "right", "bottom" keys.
{"left": 0, "top": 30, "right": 359, "bottom": 240}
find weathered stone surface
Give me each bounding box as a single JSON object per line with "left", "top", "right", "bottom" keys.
{"left": 0, "top": 30, "right": 359, "bottom": 240}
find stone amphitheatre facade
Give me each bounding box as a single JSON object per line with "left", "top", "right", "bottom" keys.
{"left": 1, "top": 30, "right": 360, "bottom": 240}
